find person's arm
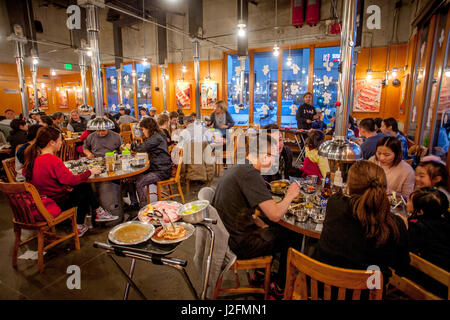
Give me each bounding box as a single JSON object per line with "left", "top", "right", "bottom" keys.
{"left": 83, "top": 136, "right": 95, "bottom": 159}
{"left": 226, "top": 112, "right": 235, "bottom": 128}
{"left": 401, "top": 168, "right": 415, "bottom": 198}
{"left": 259, "top": 183, "right": 300, "bottom": 222}
{"left": 208, "top": 112, "right": 216, "bottom": 127}
{"left": 51, "top": 156, "right": 92, "bottom": 185}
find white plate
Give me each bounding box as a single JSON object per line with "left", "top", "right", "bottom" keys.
{"left": 108, "top": 221, "right": 155, "bottom": 246}
{"left": 150, "top": 222, "right": 195, "bottom": 244}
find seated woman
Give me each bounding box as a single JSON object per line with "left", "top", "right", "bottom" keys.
{"left": 414, "top": 160, "right": 449, "bottom": 201}
{"left": 315, "top": 160, "right": 410, "bottom": 285}
{"left": 300, "top": 130, "right": 330, "bottom": 179}
{"left": 406, "top": 187, "right": 450, "bottom": 298}
{"left": 7, "top": 119, "right": 28, "bottom": 158}
{"left": 129, "top": 117, "right": 172, "bottom": 208}
{"left": 157, "top": 113, "right": 173, "bottom": 146}
{"left": 207, "top": 100, "right": 235, "bottom": 137}
{"left": 369, "top": 136, "right": 415, "bottom": 198}
{"left": 15, "top": 124, "right": 42, "bottom": 182}
{"left": 23, "top": 126, "right": 117, "bottom": 237}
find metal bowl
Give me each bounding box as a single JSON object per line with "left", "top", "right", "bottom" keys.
{"left": 108, "top": 221, "right": 155, "bottom": 246}
{"left": 178, "top": 200, "right": 209, "bottom": 224}
{"left": 310, "top": 211, "right": 326, "bottom": 224}
{"left": 270, "top": 179, "right": 290, "bottom": 195}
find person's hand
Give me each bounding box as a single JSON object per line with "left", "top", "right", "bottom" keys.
{"left": 90, "top": 167, "right": 102, "bottom": 175}
{"left": 219, "top": 124, "right": 228, "bottom": 129}
{"left": 66, "top": 186, "right": 74, "bottom": 192}
{"left": 285, "top": 182, "right": 300, "bottom": 201}
{"left": 86, "top": 153, "right": 95, "bottom": 159}
{"left": 306, "top": 119, "right": 312, "bottom": 124}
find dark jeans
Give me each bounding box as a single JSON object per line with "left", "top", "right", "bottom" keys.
{"left": 128, "top": 171, "right": 164, "bottom": 207}
{"left": 230, "top": 225, "right": 300, "bottom": 288}
{"left": 54, "top": 183, "right": 100, "bottom": 224}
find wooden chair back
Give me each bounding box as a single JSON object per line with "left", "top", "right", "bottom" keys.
{"left": 0, "top": 181, "right": 55, "bottom": 226}
{"left": 172, "top": 147, "right": 183, "bottom": 182}
{"left": 2, "top": 158, "right": 17, "bottom": 183}
{"left": 389, "top": 253, "right": 450, "bottom": 300}
{"left": 284, "top": 248, "right": 383, "bottom": 300}
{"left": 120, "top": 131, "right": 133, "bottom": 145}
{"left": 60, "top": 139, "right": 77, "bottom": 162}
{"left": 130, "top": 123, "right": 144, "bottom": 143}
{"left": 120, "top": 123, "right": 132, "bottom": 132}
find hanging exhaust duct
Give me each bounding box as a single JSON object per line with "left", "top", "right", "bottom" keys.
{"left": 318, "top": 0, "right": 362, "bottom": 178}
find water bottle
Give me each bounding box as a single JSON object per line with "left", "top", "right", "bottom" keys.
{"left": 121, "top": 150, "right": 131, "bottom": 171}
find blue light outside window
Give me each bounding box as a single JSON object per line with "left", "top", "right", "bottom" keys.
{"left": 253, "top": 52, "right": 279, "bottom": 127}
{"left": 106, "top": 66, "right": 119, "bottom": 113}
{"left": 136, "top": 63, "right": 152, "bottom": 119}
{"left": 313, "top": 46, "right": 340, "bottom": 126}
{"left": 227, "top": 55, "right": 249, "bottom": 126}
{"left": 122, "top": 64, "right": 135, "bottom": 116}
{"left": 281, "top": 48, "right": 310, "bottom": 129}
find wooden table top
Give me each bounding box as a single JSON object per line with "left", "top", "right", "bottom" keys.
{"left": 277, "top": 215, "right": 322, "bottom": 239}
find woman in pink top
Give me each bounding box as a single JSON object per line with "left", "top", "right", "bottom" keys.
{"left": 369, "top": 136, "right": 415, "bottom": 198}
{"left": 23, "top": 126, "right": 117, "bottom": 237}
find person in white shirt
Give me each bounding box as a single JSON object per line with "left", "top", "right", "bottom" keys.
{"left": 177, "top": 115, "right": 214, "bottom": 146}
{"left": 0, "top": 109, "right": 15, "bottom": 126}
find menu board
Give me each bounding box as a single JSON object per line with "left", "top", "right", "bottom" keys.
{"left": 201, "top": 82, "right": 217, "bottom": 109}
{"left": 353, "top": 79, "right": 382, "bottom": 112}
{"left": 176, "top": 82, "right": 191, "bottom": 109}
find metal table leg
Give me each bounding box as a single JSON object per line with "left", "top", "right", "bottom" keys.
{"left": 108, "top": 254, "right": 148, "bottom": 300}
{"left": 123, "top": 258, "right": 137, "bottom": 300}
{"left": 300, "top": 235, "right": 306, "bottom": 253}
{"left": 196, "top": 223, "right": 215, "bottom": 300}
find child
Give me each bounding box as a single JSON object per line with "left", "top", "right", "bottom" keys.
{"left": 300, "top": 130, "right": 330, "bottom": 179}
{"left": 414, "top": 160, "right": 449, "bottom": 202}
{"left": 407, "top": 187, "right": 450, "bottom": 270}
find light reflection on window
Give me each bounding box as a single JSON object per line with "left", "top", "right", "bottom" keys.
{"left": 227, "top": 55, "right": 249, "bottom": 126}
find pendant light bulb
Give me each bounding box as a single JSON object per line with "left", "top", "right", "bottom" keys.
{"left": 286, "top": 55, "right": 292, "bottom": 66}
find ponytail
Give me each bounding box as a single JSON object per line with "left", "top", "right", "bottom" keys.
{"left": 23, "top": 143, "right": 41, "bottom": 181}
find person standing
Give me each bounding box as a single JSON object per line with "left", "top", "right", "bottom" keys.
{"left": 207, "top": 100, "right": 235, "bottom": 137}
{"left": 295, "top": 92, "right": 317, "bottom": 130}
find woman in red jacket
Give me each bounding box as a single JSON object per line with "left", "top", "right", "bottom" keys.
{"left": 23, "top": 126, "right": 117, "bottom": 237}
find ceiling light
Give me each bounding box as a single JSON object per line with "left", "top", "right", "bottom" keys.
{"left": 86, "top": 49, "right": 92, "bottom": 57}
{"left": 56, "top": 87, "right": 60, "bottom": 92}
{"left": 391, "top": 67, "right": 398, "bottom": 78}
{"left": 131, "top": 70, "right": 137, "bottom": 77}
{"left": 366, "top": 69, "right": 373, "bottom": 80}
{"left": 273, "top": 43, "right": 279, "bottom": 57}
{"left": 237, "top": 19, "right": 246, "bottom": 38}
{"left": 445, "top": 67, "right": 450, "bottom": 78}
{"left": 51, "top": 70, "right": 56, "bottom": 76}
{"left": 142, "top": 58, "right": 148, "bottom": 66}
{"left": 182, "top": 64, "right": 187, "bottom": 73}
{"left": 73, "top": 86, "right": 77, "bottom": 91}
{"left": 32, "top": 57, "right": 39, "bottom": 65}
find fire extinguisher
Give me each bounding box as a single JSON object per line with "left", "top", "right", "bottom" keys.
{"left": 305, "top": 0, "right": 320, "bottom": 27}
{"left": 292, "top": 0, "right": 305, "bottom": 28}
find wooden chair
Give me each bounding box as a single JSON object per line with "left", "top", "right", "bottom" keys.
{"left": 120, "top": 123, "right": 132, "bottom": 132}
{"left": 215, "top": 131, "right": 243, "bottom": 177}
{"left": 2, "top": 157, "right": 17, "bottom": 183}
{"left": 120, "top": 131, "right": 133, "bottom": 145}
{"left": 0, "top": 181, "right": 80, "bottom": 273}
{"left": 388, "top": 253, "right": 450, "bottom": 300}
{"left": 146, "top": 147, "right": 185, "bottom": 204}
{"left": 213, "top": 256, "right": 273, "bottom": 300}
{"left": 284, "top": 248, "right": 383, "bottom": 300}
{"left": 130, "top": 123, "right": 144, "bottom": 143}
{"left": 60, "top": 139, "right": 77, "bottom": 161}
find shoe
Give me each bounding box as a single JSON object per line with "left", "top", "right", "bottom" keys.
{"left": 95, "top": 207, "right": 119, "bottom": 222}
{"left": 77, "top": 224, "right": 88, "bottom": 237}
{"left": 250, "top": 270, "right": 265, "bottom": 288}
{"left": 268, "top": 281, "right": 284, "bottom": 300}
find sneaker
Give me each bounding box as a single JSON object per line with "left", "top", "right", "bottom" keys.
{"left": 77, "top": 224, "right": 88, "bottom": 237}
{"left": 95, "top": 207, "right": 119, "bottom": 222}
{"left": 268, "top": 281, "right": 284, "bottom": 300}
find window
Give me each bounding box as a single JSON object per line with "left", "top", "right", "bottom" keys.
{"left": 253, "top": 52, "right": 278, "bottom": 127}
{"left": 227, "top": 55, "right": 249, "bottom": 126}
{"left": 105, "top": 66, "right": 119, "bottom": 113}
{"left": 313, "top": 46, "right": 340, "bottom": 126}
{"left": 281, "top": 48, "right": 310, "bottom": 128}
{"left": 136, "top": 63, "right": 151, "bottom": 118}
{"left": 122, "top": 64, "right": 135, "bottom": 116}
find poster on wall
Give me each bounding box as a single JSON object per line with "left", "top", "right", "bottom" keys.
{"left": 59, "top": 90, "right": 68, "bottom": 108}
{"left": 76, "top": 90, "right": 83, "bottom": 106}
{"left": 353, "top": 79, "right": 382, "bottom": 112}
{"left": 27, "top": 86, "right": 49, "bottom": 109}
{"left": 176, "top": 82, "right": 191, "bottom": 109}
{"left": 201, "top": 82, "right": 218, "bottom": 109}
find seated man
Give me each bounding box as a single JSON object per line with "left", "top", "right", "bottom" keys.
{"left": 118, "top": 108, "right": 138, "bottom": 124}
{"left": 262, "top": 124, "right": 296, "bottom": 182}
{"left": 83, "top": 127, "right": 122, "bottom": 158}
{"left": 358, "top": 118, "right": 389, "bottom": 160}
{"left": 67, "top": 110, "right": 87, "bottom": 132}
{"left": 0, "top": 109, "right": 16, "bottom": 126}
{"left": 149, "top": 107, "right": 157, "bottom": 119}
{"left": 212, "top": 133, "right": 301, "bottom": 299}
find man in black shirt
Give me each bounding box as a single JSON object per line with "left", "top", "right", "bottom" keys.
{"left": 296, "top": 92, "right": 318, "bottom": 130}
{"left": 212, "top": 134, "right": 301, "bottom": 296}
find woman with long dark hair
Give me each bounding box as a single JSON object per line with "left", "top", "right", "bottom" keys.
{"left": 315, "top": 160, "right": 410, "bottom": 284}
{"left": 369, "top": 136, "right": 415, "bottom": 198}
{"left": 23, "top": 126, "right": 116, "bottom": 237}
{"left": 129, "top": 117, "right": 172, "bottom": 208}
{"left": 7, "top": 118, "right": 28, "bottom": 157}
